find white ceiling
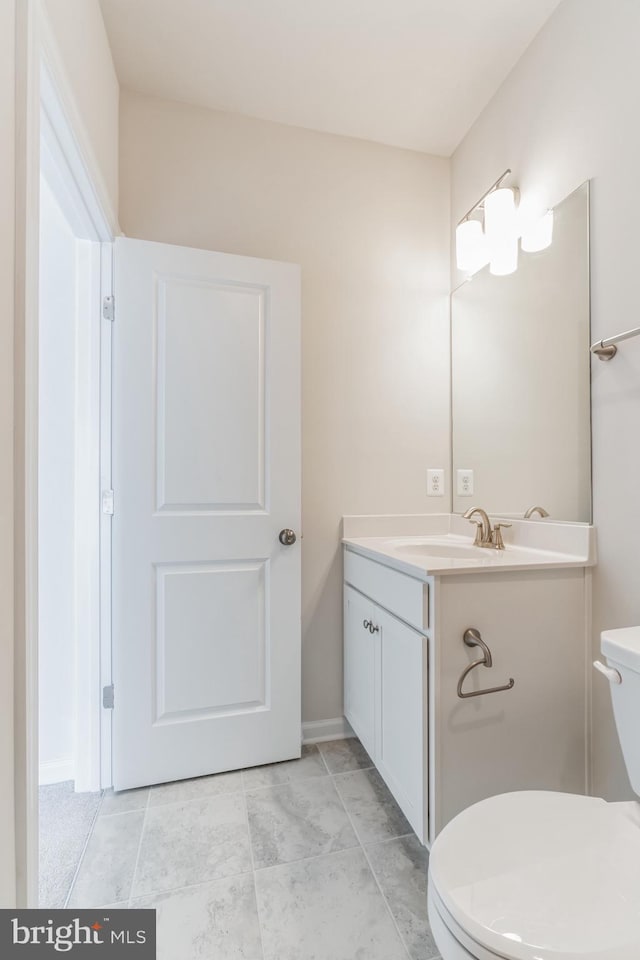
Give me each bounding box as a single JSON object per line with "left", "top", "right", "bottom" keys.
{"left": 99, "top": 0, "right": 561, "bottom": 156}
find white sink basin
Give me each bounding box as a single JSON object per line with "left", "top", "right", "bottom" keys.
{"left": 386, "top": 537, "right": 482, "bottom": 560}
{"left": 342, "top": 516, "right": 595, "bottom": 577}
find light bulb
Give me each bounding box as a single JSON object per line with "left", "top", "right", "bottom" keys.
{"left": 521, "top": 209, "right": 554, "bottom": 252}
{"left": 455, "top": 219, "right": 489, "bottom": 274}
{"left": 484, "top": 188, "right": 517, "bottom": 244}
{"left": 489, "top": 236, "right": 518, "bottom": 276}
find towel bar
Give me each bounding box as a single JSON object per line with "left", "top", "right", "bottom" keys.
{"left": 457, "top": 627, "right": 515, "bottom": 699}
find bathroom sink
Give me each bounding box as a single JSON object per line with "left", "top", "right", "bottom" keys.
{"left": 386, "top": 537, "right": 482, "bottom": 560}
{"left": 343, "top": 517, "right": 595, "bottom": 578}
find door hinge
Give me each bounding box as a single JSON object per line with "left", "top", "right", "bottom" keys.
{"left": 102, "top": 489, "right": 114, "bottom": 515}
{"left": 103, "top": 684, "right": 114, "bottom": 709}
{"left": 103, "top": 294, "right": 115, "bottom": 322}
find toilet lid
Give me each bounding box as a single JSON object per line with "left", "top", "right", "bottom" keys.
{"left": 429, "top": 791, "right": 640, "bottom": 960}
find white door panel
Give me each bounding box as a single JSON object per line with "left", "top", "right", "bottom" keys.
{"left": 156, "top": 277, "right": 265, "bottom": 511}
{"left": 112, "top": 237, "right": 300, "bottom": 790}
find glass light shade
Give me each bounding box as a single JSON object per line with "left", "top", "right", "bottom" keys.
{"left": 455, "top": 219, "right": 489, "bottom": 274}
{"left": 489, "top": 236, "right": 518, "bottom": 276}
{"left": 521, "top": 209, "right": 554, "bottom": 252}
{"left": 484, "top": 187, "right": 517, "bottom": 243}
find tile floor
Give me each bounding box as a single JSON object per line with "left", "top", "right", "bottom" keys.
{"left": 46, "top": 738, "right": 440, "bottom": 960}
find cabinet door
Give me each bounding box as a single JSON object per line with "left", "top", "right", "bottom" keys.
{"left": 376, "top": 607, "right": 426, "bottom": 841}
{"left": 344, "top": 586, "right": 376, "bottom": 759}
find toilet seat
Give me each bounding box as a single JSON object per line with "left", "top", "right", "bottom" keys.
{"left": 429, "top": 884, "right": 503, "bottom": 960}
{"left": 428, "top": 791, "right": 640, "bottom": 960}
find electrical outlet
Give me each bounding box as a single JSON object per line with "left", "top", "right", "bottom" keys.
{"left": 427, "top": 469, "right": 445, "bottom": 497}
{"left": 457, "top": 468, "right": 474, "bottom": 497}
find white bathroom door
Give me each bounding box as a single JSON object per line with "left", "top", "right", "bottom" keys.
{"left": 111, "top": 237, "right": 301, "bottom": 790}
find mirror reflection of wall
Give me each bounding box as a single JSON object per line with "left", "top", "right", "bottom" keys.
{"left": 451, "top": 181, "right": 591, "bottom": 522}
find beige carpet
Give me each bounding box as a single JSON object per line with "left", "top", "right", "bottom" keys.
{"left": 39, "top": 781, "right": 102, "bottom": 907}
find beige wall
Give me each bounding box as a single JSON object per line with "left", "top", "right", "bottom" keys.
{"left": 42, "top": 0, "right": 119, "bottom": 223}
{"left": 119, "top": 90, "right": 450, "bottom": 722}
{"left": 452, "top": 0, "right": 640, "bottom": 800}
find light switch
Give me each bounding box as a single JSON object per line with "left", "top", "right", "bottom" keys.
{"left": 427, "top": 469, "right": 445, "bottom": 497}
{"left": 457, "top": 468, "right": 474, "bottom": 497}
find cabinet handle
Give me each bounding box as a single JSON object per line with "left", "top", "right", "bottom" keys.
{"left": 363, "top": 619, "right": 379, "bottom": 634}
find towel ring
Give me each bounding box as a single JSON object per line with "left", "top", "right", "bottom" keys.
{"left": 457, "top": 627, "right": 515, "bottom": 699}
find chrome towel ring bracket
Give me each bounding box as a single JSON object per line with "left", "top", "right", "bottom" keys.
{"left": 457, "top": 627, "right": 515, "bottom": 699}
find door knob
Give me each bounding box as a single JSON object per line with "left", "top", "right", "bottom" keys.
{"left": 279, "top": 528, "right": 297, "bottom": 546}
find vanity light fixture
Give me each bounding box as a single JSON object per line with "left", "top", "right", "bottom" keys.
{"left": 521, "top": 209, "right": 554, "bottom": 252}
{"left": 489, "top": 235, "right": 518, "bottom": 276}
{"left": 484, "top": 187, "right": 519, "bottom": 275}
{"left": 484, "top": 187, "right": 517, "bottom": 243}
{"left": 455, "top": 170, "right": 519, "bottom": 277}
{"left": 455, "top": 218, "right": 489, "bottom": 274}
{"left": 455, "top": 169, "right": 552, "bottom": 278}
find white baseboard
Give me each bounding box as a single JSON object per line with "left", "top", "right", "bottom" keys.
{"left": 302, "top": 717, "right": 355, "bottom": 744}
{"left": 39, "top": 757, "right": 74, "bottom": 786}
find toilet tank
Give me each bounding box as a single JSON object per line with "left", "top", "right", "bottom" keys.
{"left": 602, "top": 627, "right": 640, "bottom": 796}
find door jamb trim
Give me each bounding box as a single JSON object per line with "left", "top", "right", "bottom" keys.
{"left": 17, "top": 1, "right": 117, "bottom": 906}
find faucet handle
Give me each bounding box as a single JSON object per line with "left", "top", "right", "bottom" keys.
{"left": 470, "top": 521, "right": 484, "bottom": 546}
{"left": 493, "top": 522, "right": 512, "bottom": 550}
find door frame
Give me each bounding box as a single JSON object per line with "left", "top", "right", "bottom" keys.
{"left": 40, "top": 67, "right": 114, "bottom": 796}
{"left": 16, "top": 0, "right": 117, "bottom": 906}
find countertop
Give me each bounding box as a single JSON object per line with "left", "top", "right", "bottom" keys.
{"left": 342, "top": 514, "right": 596, "bottom": 579}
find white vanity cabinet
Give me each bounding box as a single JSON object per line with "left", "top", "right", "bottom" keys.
{"left": 343, "top": 585, "right": 377, "bottom": 760}
{"left": 375, "top": 604, "right": 425, "bottom": 837}
{"left": 344, "top": 551, "right": 428, "bottom": 842}
{"left": 343, "top": 536, "right": 590, "bottom": 848}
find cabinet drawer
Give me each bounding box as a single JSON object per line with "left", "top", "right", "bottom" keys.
{"left": 344, "top": 548, "right": 427, "bottom": 631}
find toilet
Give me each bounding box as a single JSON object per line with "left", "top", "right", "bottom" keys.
{"left": 427, "top": 627, "right": 640, "bottom": 960}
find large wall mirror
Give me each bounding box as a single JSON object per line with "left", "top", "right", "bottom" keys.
{"left": 451, "top": 181, "right": 591, "bottom": 522}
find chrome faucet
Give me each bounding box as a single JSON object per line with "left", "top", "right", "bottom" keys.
{"left": 524, "top": 505, "right": 550, "bottom": 519}
{"left": 462, "top": 507, "right": 511, "bottom": 550}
